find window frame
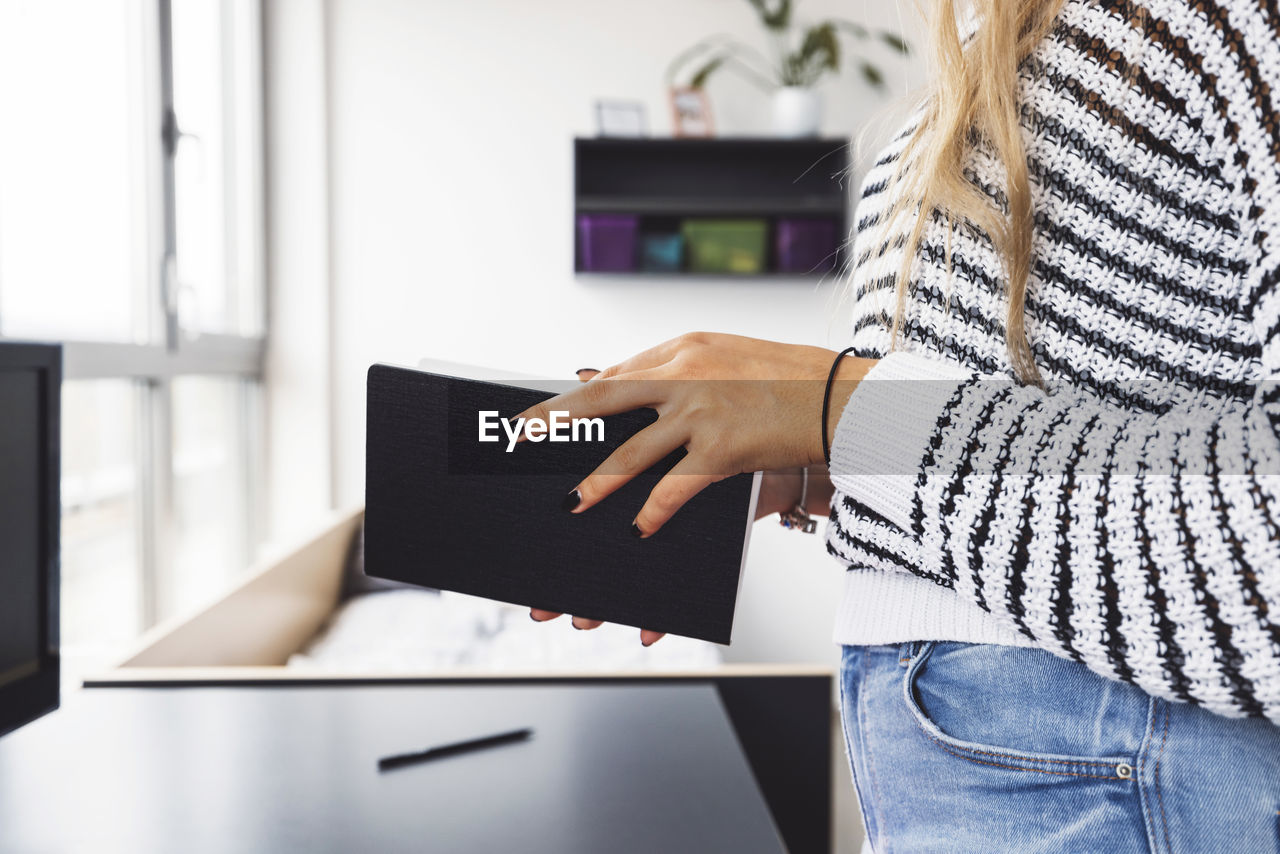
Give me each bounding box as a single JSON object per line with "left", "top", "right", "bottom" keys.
{"left": 4, "top": 0, "right": 268, "bottom": 632}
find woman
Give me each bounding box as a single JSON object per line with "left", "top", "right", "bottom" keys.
{"left": 529, "top": 0, "right": 1280, "bottom": 849}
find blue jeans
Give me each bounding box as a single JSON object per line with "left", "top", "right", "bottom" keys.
{"left": 839, "top": 642, "right": 1280, "bottom": 853}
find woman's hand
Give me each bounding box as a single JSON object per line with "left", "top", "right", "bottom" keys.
{"left": 529, "top": 367, "right": 661, "bottom": 642}
{"left": 516, "top": 332, "right": 873, "bottom": 537}
{"left": 526, "top": 334, "right": 873, "bottom": 645}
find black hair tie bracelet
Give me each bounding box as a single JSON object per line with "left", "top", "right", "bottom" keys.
{"left": 821, "top": 347, "right": 857, "bottom": 467}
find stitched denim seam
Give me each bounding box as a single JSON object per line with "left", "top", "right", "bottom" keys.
{"left": 1137, "top": 698, "right": 1162, "bottom": 854}
{"left": 1155, "top": 704, "right": 1172, "bottom": 852}
{"left": 914, "top": 726, "right": 1131, "bottom": 780}
{"left": 917, "top": 737, "right": 1127, "bottom": 770}
{"left": 860, "top": 648, "right": 891, "bottom": 854}
{"left": 839, "top": 654, "right": 878, "bottom": 851}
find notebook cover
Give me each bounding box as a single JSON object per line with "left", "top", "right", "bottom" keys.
{"left": 363, "top": 363, "right": 759, "bottom": 644}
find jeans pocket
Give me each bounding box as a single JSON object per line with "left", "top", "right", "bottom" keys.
{"left": 901, "top": 642, "right": 1139, "bottom": 782}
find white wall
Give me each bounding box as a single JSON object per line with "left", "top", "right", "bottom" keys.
{"left": 301, "top": 0, "right": 929, "bottom": 666}
{"left": 263, "top": 0, "right": 336, "bottom": 542}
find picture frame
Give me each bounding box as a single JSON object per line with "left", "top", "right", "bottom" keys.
{"left": 669, "top": 87, "right": 714, "bottom": 138}
{"left": 594, "top": 100, "right": 648, "bottom": 137}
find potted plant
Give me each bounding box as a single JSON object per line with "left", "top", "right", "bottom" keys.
{"left": 666, "top": 0, "right": 910, "bottom": 137}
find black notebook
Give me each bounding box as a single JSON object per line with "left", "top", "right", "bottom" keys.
{"left": 364, "top": 363, "right": 760, "bottom": 644}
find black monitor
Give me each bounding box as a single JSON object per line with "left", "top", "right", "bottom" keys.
{"left": 0, "top": 342, "right": 60, "bottom": 738}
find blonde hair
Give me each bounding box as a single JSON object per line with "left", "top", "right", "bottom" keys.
{"left": 885, "top": 0, "right": 1066, "bottom": 385}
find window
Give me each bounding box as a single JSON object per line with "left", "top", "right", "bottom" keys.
{"left": 0, "top": 0, "right": 266, "bottom": 685}
{"left": 59, "top": 381, "right": 144, "bottom": 669}
{"left": 0, "top": 0, "right": 149, "bottom": 343}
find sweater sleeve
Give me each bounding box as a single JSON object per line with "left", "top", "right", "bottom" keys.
{"left": 832, "top": 346, "right": 1280, "bottom": 721}
{"left": 829, "top": 1, "right": 1280, "bottom": 722}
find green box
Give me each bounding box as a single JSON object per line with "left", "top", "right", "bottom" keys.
{"left": 681, "top": 219, "right": 768, "bottom": 274}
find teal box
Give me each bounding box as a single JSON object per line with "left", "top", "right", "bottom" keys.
{"left": 640, "top": 233, "right": 684, "bottom": 272}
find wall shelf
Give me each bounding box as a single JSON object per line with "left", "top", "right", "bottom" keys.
{"left": 573, "top": 137, "right": 851, "bottom": 278}
{"left": 575, "top": 196, "right": 846, "bottom": 216}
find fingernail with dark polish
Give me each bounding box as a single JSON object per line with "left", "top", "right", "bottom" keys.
{"left": 631, "top": 522, "right": 644, "bottom": 538}
{"left": 575, "top": 367, "right": 600, "bottom": 375}
{"left": 562, "top": 489, "right": 582, "bottom": 512}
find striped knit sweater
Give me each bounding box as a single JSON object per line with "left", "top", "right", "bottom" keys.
{"left": 825, "top": 0, "right": 1280, "bottom": 722}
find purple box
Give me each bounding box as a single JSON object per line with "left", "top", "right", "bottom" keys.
{"left": 776, "top": 218, "right": 840, "bottom": 275}
{"left": 577, "top": 214, "right": 638, "bottom": 272}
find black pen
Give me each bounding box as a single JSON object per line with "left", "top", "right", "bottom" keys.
{"left": 378, "top": 727, "right": 534, "bottom": 771}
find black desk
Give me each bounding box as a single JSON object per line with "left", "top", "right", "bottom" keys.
{"left": 0, "top": 682, "right": 784, "bottom": 854}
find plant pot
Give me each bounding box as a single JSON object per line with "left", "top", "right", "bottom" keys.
{"left": 772, "top": 87, "right": 822, "bottom": 138}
